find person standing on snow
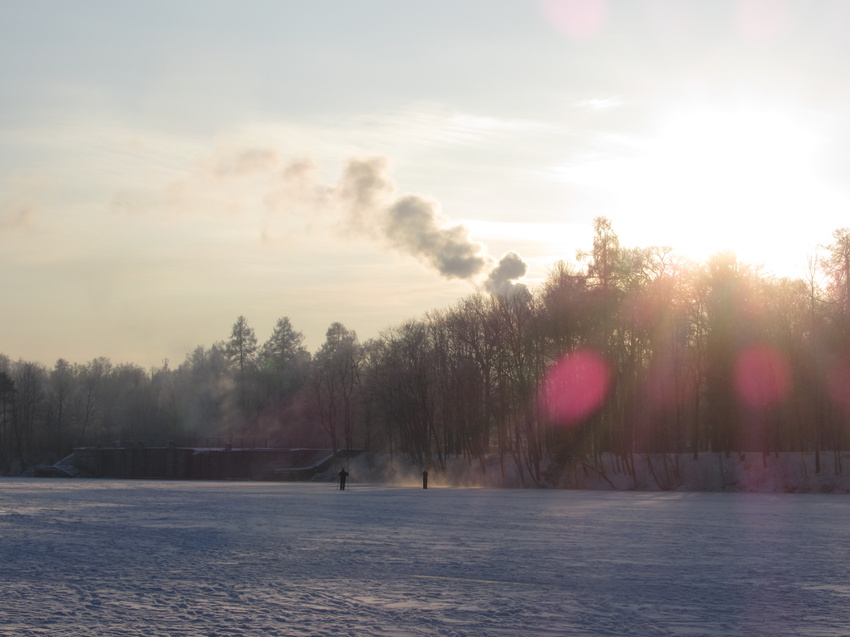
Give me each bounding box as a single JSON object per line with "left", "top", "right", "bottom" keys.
{"left": 338, "top": 468, "right": 349, "bottom": 490}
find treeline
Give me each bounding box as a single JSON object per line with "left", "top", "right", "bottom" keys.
{"left": 3, "top": 217, "right": 850, "bottom": 482}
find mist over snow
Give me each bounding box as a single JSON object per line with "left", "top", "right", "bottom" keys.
{"left": 321, "top": 450, "right": 850, "bottom": 494}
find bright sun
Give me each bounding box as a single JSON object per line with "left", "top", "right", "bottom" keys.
{"left": 580, "top": 103, "right": 848, "bottom": 276}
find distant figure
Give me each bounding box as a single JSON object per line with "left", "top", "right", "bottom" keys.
{"left": 338, "top": 468, "right": 349, "bottom": 491}
{"left": 422, "top": 470, "right": 428, "bottom": 490}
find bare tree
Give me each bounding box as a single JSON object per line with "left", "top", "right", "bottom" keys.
{"left": 74, "top": 357, "right": 111, "bottom": 445}
{"left": 49, "top": 359, "right": 74, "bottom": 456}
{"left": 312, "top": 323, "right": 361, "bottom": 454}
{"left": 10, "top": 360, "right": 47, "bottom": 469}
{"left": 0, "top": 371, "right": 15, "bottom": 472}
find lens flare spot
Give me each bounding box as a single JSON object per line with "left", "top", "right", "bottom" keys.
{"left": 734, "top": 0, "right": 791, "bottom": 43}
{"left": 541, "top": 0, "right": 608, "bottom": 40}
{"left": 734, "top": 345, "right": 791, "bottom": 408}
{"left": 540, "top": 348, "right": 611, "bottom": 425}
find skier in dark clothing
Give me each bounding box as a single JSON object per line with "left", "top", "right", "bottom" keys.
{"left": 338, "top": 468, "right": 349, "bottom": 490}
{"left": 422, "top": 470, "right": 428, "bottom": 489}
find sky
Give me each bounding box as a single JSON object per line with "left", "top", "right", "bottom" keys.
{"left": 3, "top": 0, "right": 850, "bottom": 369}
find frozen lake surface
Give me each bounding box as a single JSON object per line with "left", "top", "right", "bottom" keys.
{"left": 1, "top": 479, "right": 850, "bottom": 636}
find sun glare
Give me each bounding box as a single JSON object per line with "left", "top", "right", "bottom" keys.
{"left": 577, "top": 103, "right": 846, "bottom": 276}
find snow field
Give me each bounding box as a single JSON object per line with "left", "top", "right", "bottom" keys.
{"left": 0, "top": 479, "right": 849, "bottom": 636}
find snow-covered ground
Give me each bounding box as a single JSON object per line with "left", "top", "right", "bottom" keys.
{"left": 1, "top": 479, "right": 850, "bottom": 636}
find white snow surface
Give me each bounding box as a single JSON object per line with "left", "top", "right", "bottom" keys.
{"left": 2, "top": 479, "right": 850, "bottom": 636}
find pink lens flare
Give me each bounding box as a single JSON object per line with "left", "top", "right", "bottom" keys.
{"left": 539, "top": 348, "right": 611, "bottom": 425}
{"left": 734, "top": 0, "right": 792, "bottom": 43}
{"left": 540, "top": 0, "right": 607, "bottom": 40}
{"left": 734, "top": 345, "right": 791, "bottom": 408}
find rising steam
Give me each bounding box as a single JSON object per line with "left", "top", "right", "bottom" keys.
{"left": 385, "top": 195, "right": 491, "bottom": 279}
{"left": 174, "top": 148, "right": 528, "bottom": 293}
{"left": 485, "top": 251, "right": 529, "bottom": 295}
{"left": 334, "top": 156, "right": 527, "bottom": 291}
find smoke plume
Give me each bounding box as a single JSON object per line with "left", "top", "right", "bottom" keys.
{"left": 334, "top": 157, "right": 526, "bottom": 289}
{"left": 175, "top": 148, "right": 529, "bottom": 292}
{"left": 211, "top": 148, "right": 281, "bottom": 178}
{"left": 485, "top": 251, "right": 529, "bottom": 295}
{"left": 336, "top": 156, "right": 395, "bottom": 232}
{"left": 263, "top": 157, "right": 331, "bottom": 216}
{"left": 384, "top": 195, "right": 491, "bottom": 279}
